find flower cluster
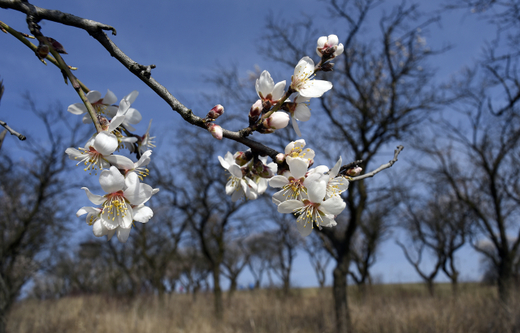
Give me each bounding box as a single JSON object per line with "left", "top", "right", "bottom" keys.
{"left": 218, "top": 35, "right": 349, "bottom": 237}
{"left": 66, "top": 89, "right": 157, "bottom": 242}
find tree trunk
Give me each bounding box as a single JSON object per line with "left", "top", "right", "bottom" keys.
{"left": 332, "top": 261, "right": 351, "bottom": 333}
{"left": 426, "top": 279, "right": 435, "bottom": 297}
{"left": 498, "top": 267, "right": 514, "bottom": 305}
{"left": 212, "top": 266, "right": 223, "bottom": 321}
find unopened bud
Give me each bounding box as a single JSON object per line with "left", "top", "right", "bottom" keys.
{"left": 321, "top": 63, "right": 335, "bottom": 72}
{"left": 47, "top": 37, "right": 67, "bottom": 54}
{"left": 249, "top": 99, "right": 263, "bottom": 119}
{"left": 208, "top": 123, "right": 223, "bottom": 140}
{"left": 207, "top": 104, "right": 224, "bottom": 119}
{"left": 275, "top": 153, "right": 285, "bottom": 163}
{"left": 346, "top": 166, "right": 362, "bottom": 177}
{"left": 36, "top": 43, "right": 49, "bottom": 60}
{"left": 262, "top": 112, "right": 290, "bottom": 131}
{"left": 234, "top": 151, "right": 253, "bottom": 166}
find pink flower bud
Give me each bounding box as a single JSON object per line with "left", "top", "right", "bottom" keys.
{"left": 275, "top": 153, "right": 285, "bottom": 163}
{"left": 263, "top": 112, "right": 290, "bottom": 130}
{"left": 249, "top": 99, "right": 263, "bottom": 118}
{"left": 208, "top": 123, "right": 223, "bottom": 140}
{"left": 346, "top": 166, "right": 362, "bottom": 177}
{"left": 207, "top": 104, "right": 224, "bottom": 119}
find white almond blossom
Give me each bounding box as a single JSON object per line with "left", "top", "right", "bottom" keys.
{"left": 290, "top": 56, "right": 333, "bottom": 98}
{"left": 324, "top": 157, "right": 349, "bottom": 198}
{"left": 278, "top": 175, "right": 346, "bottom": 237}
{"left": 316, "top": 34, "right": 344, "bottom": 59}
{"left": 256, "top": 70, "right": 286, "bottom": 104}
{"left": 285, "top": 95, "right": 311, "bottom": 137}
{"left": 67, "top": 89, "right": 118, "bottom": 117}
{"left": 79, "top": 166, "right": 154, "bottom": 242}
{"left": 284, "top": 139, "right": 315, "bottom": 166}
{"left": 270, "top": 157, "right": 320, "bottom": 205}
{"left": 218, "top": 152, "right": 258, "bottom": 202}
{"left": 65, "top": 133, "right": 117, "bottom": 173}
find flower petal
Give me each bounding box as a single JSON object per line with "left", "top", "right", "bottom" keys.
{"left": 320, "top": 195, "right": 346, "bottom": 216}
{"left": 99, "top": 166, "right": 125, "bottom": 194}
{"left": 82, "top": 187, "right": 105, "bottom": 205}
{"left": 278, "top": 200, "right": 304, "bottom": 213}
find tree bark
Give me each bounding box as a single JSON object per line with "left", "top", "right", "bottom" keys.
{"left": 212, "top": 266, "right": 223, "bottom": 321}
{"left": 332, "top": 258, "right": 351, "bottom": 333}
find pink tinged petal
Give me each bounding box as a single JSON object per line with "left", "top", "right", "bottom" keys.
{"left": 288, "top": 158, "right": 309, "bottom": 179}
{"left": 321, "top": 195, "right": 346, "bottom": 216}
{"left": 99, "top": 166, "right": 125, "bottom": 194}
{"left": 105, "top": 155, "right": 134, "bottom": 170}
{"left": 117, "top": 227, "right": 132, "bottom": 243}
{"left": 67, "top": 103, "right": 87, "bottom": 115}
{"left": 306, "top": 177, "right": 327, "bottom": 203}
{"left": 294, "top": 104, "right": 311, "bottom": 122}
{"left": 94, "top": 132, "right": 118, "bottom": 155}
{"left": 269, "top": 175, "right": 290, "bottom": 188}
{"left": 291, "top": 116, "right": 302, "bottom": 137}
{"left": 297, "top": 218, "right": 313, "bottom": 237}
{"left": 271, "top": 81, "right": 287, "bottom": 101}
{"left": 133, "top": 205, "right": 153, "bottom": 223}
{"left": 86, "top": 90, "right": 102, "bottom": 103}
{"left": 124, "top": 90, "right": 139, "bottom": 104}
{"left": 81, "top": 187, "right": 105, "bottom": 205}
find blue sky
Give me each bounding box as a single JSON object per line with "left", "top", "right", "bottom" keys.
{"left": 0, "top": 0, "right": 499, "bottom": 287}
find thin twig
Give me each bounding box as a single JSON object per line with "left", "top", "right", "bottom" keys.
{"left": 0, "top": 120, "right": 27, "bottom": 141}
{"left": 350, "top": 145, "right": 404, "bottom": 181}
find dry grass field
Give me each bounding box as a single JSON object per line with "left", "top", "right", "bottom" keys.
{"left": 7, "top": 283, "right": 520, "bottom": 333}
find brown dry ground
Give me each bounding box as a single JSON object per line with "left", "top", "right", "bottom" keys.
{"left": 7, "top": 283, "right": 520, "bottom": 333}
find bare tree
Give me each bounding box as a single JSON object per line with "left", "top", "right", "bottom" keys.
{"left": 397, "top": 181, "right": 470, "bottom": 296}
{"left": 222, "top": 240, "right": 250, "bottom": 300}
{"left": 304, "top": 232, "right": 333, "bottom": 288}
{"left": 0, "top": 101, "right": 85, "bottom": 333}
{"left": 269, "top": 214, "right": 304, "bottom": 296}
{"left": 244, "top": 232, "right": 276, "bottom": 289}
{"left": 258, "top": 1, "right": 445, "bottom": 331}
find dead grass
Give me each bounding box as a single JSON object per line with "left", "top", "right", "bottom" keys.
{"left": 7, "top": 283, "right": 520, "bottom": 333}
